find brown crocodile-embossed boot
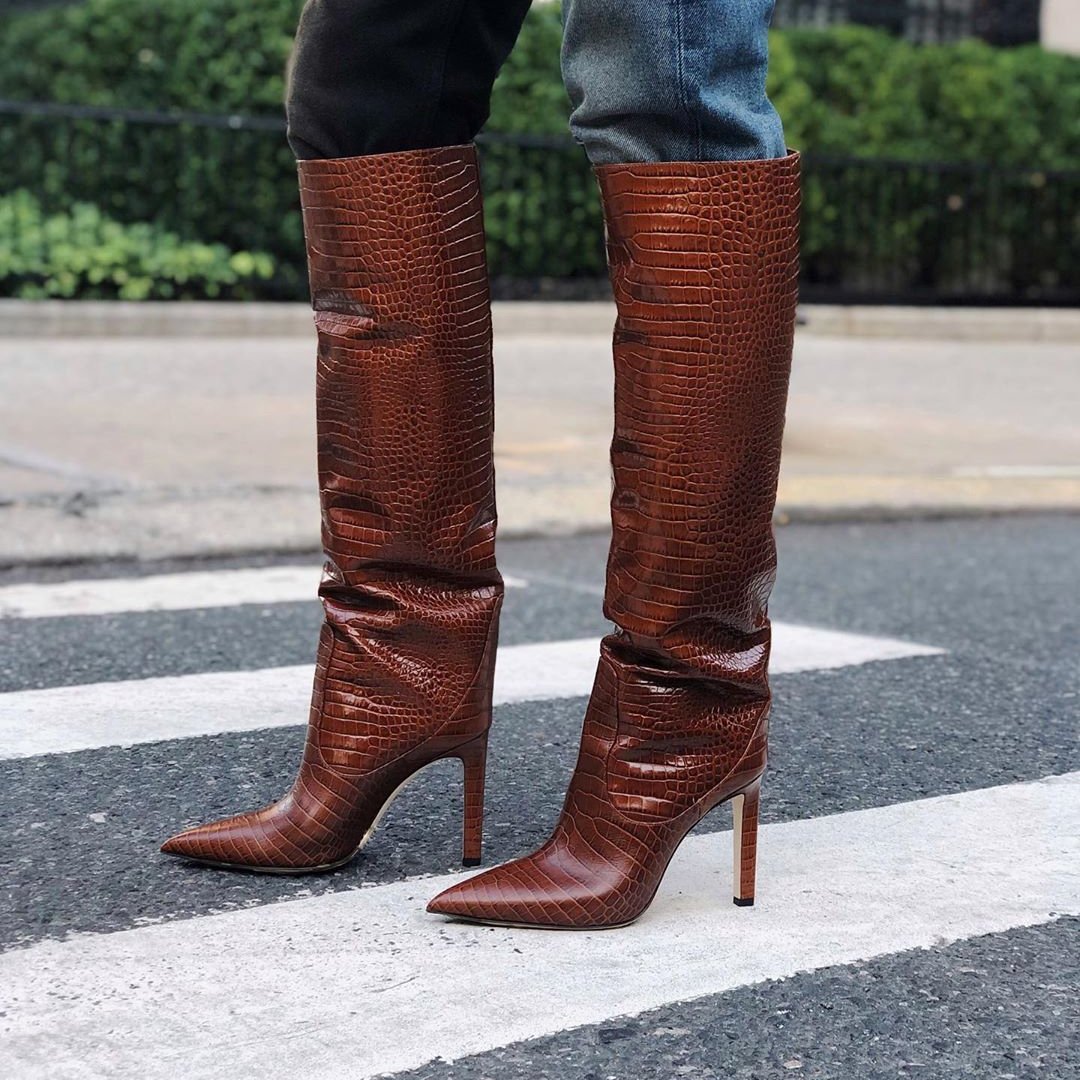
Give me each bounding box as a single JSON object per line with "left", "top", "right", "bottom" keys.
{"left": 428, "top": 152, "right": 800, "bottom": 927}
{"left": 161, "top": 145, "right": 503, "bottom": 873}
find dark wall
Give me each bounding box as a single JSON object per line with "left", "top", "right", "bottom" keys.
{"left": 0, "top": 0, "right": 1045, "bottom": 46}
{"left": 773, "top": 1, "right": 1041, "bottom": 45}
{"left": 0, "top": 1, "right": 80, "bottom": 11}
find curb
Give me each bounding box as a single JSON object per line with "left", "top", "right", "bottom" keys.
{"left": 2, "top": 299, "right": 1078, "bottom": 341}
{"left": 796, "top": 304, "right": 1080, "bottom": 342}
{"left": 0, "top": 300, "right": 315, "bottom": 339}
{"left": 2, "top": 482, "right": 1076, "bottom": 570}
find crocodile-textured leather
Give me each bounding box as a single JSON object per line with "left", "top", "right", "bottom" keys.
{"left": 162, "top": 145, "right": 503, "bottom": 872}
{"left": 428, "top": 152, "right": 800, "bottom": 927}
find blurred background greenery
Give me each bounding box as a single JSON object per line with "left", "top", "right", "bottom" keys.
{"left": 1, "top": 0, "right": 1077, "bottom": 301}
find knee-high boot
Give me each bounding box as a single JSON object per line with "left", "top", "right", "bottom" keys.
{"left": 162, "top": 146, "right": 503, "bottom": 872}
{"left": 428, "top": 152, "right": 799, "bottom": 926}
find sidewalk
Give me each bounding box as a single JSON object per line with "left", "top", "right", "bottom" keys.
{"left": 1, "top": 302, "right": 1077, "bottom": 565}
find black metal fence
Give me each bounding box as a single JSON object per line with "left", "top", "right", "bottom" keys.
{"left": 799, "top": 156, "right": 1080, "bottom": 304}
{"left": 2, "top": 99, "right": 1077, "bottom": 305}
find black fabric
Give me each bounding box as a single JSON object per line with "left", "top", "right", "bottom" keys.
{"left": 286, "top": 0, "right": 533, "bottom": 160}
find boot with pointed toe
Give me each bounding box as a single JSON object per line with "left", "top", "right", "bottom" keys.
{"left": 161, "top": 145, "right": 502, "bottom": 873}
{"left": 428, "top": 152, "right": 800, "bottom": 928}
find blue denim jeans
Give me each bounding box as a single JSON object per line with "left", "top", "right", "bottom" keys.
{"left": 562, "top": 0, "right": 785, "bottom": 163}
{"left": 286, "top": 0, "right": 784, "bottom": 164}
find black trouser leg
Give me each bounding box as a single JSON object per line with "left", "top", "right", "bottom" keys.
{"left": 286, "top": 0, "right": 533, "bottom": 160}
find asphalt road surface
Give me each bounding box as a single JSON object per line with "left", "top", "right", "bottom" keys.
{"left": 0, "top": 516, "right": 1077, "bottom": 1079}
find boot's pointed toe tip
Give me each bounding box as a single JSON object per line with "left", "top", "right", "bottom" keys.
{"left": 160, "top": 831, "right": 193, "bottom": 856}
{"left": 426, "top": 879, "right": 489, "bottom": 919}
{"left": 425, "top": 889, "right": 463, "bottom": 917}
{"left": 426, "top": 872, "right": 540, "bottom": 925}
{"left": 160, "top": 822, "right": 235, "bottom": 864}
{"left": 159, "top": 829, "right": 207, "bottom": 859}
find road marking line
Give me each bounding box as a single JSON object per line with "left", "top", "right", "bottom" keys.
{"left": 0, "top": 774, "right": 1074, "bottom": 1079}
{"left": 0, "top": 624, "right": 942, "bottom": 761}
{"left": 952, "top": 464, "right": 1080, "bottom": 479}
{"left": 0, "top": 566, "right": 529, "bottom": 620}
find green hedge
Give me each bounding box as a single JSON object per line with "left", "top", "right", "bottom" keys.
{"left": 769, "top": 26, "right": 1080, "bottom": 168}
{"left": 0, "top": 0, "right": 299, "bottom": 112}
{"left": 0, "top": 189, "right": 275, "bottom": 298}
{"left": 1, "top": 0, "right": 1077, "bottom": 295}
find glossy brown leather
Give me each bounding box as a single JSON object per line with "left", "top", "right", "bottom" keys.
{"left": 162, "top": 145, "right": 503, "bottom": 871}
{"left": 428, "top": 152, "right": 800, "bottom": 927}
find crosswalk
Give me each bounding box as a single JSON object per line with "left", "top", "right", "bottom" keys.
{"left": 0, "top": 622, "right": 940, "bottom": 760}
{"left": 0, "top": 566, "right": 529, "bottom": 619}
{"left": 3, "top": 776, "right": 1074, "bottom": 1080}
{"left": 0, "top": 557, "right": 1075, "bottom": 1080}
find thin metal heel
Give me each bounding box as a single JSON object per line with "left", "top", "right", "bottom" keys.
{"left": 731, "top": 781, "right": 761, "bottom": 907}
{"left": 459, "top": 736, "right": 488, "bottom": 867}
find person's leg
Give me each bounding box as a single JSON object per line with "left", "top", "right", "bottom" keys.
{"left": 428, "top": 0, "right": 800, "bottom": 929}
{"left": 286, "top": 0, "right": 531, "bottom": 159}
{"left": 162, "top": 0, "right": 530, "bottom": 873}
{"left": 560, "top": 0, "right": 785, "bottom": 164}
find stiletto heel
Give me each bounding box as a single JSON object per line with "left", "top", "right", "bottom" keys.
{"left": 459, "top": 736, "right": 487, "bottom": 867}
{"left": 731, "top": 781, "right": 761, "bottom": 907}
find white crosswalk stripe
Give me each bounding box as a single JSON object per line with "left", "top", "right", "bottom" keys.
{"left": 0, "top": 623, "right": 943, "bottom": 760}
{"left": 1, "top": 774, "right": 1075, "bottom": 1080}
{"left": 17, "top": 561, "right": 1048, "bottom": 1080}
{"left": 0, "top": 565, "right": 529, "bottom": 620}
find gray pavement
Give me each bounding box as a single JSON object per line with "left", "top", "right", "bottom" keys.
{"left": 2, "top": 517, "right": 1077, "bottom": 940}
{"left": 3, "top": 294, "right": 1077, "bottom": 1075}
{"left": 1, "top": 303, "right": 1078, "bottom": 565}
{"left": 393, "top": 918, "right": 1079, "bottom": 1079}
{"left": 0, "top": 516, "right": 1077, "bottom": 1077}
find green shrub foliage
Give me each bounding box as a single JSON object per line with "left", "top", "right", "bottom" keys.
{"left": 1, "top": 0, "right": 1077, "bottom": 296}
{"left": 0, "top": 0, "right": 299, "bottom": 111}
{"left": 0, "top": 190, "right": 275, "bottom": 298}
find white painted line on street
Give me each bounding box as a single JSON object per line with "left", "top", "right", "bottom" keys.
{"left": 1, "top": 773, "right": 1075, "bottom": 1079}
{"left": 0, "top": 566, "right": 528, "bottom": 620}
{"left": 0, "top": 624, "right": 942, "bottom": 761}
{"left": 952, "top": 464, "right": 1080, "bottom": 479}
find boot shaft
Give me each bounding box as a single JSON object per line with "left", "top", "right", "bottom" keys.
{"left": 596, "top": 153, "right": 800, "bottom": 681}
{"left": 299, "top": 145, "right": 499, "bottom": 584}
